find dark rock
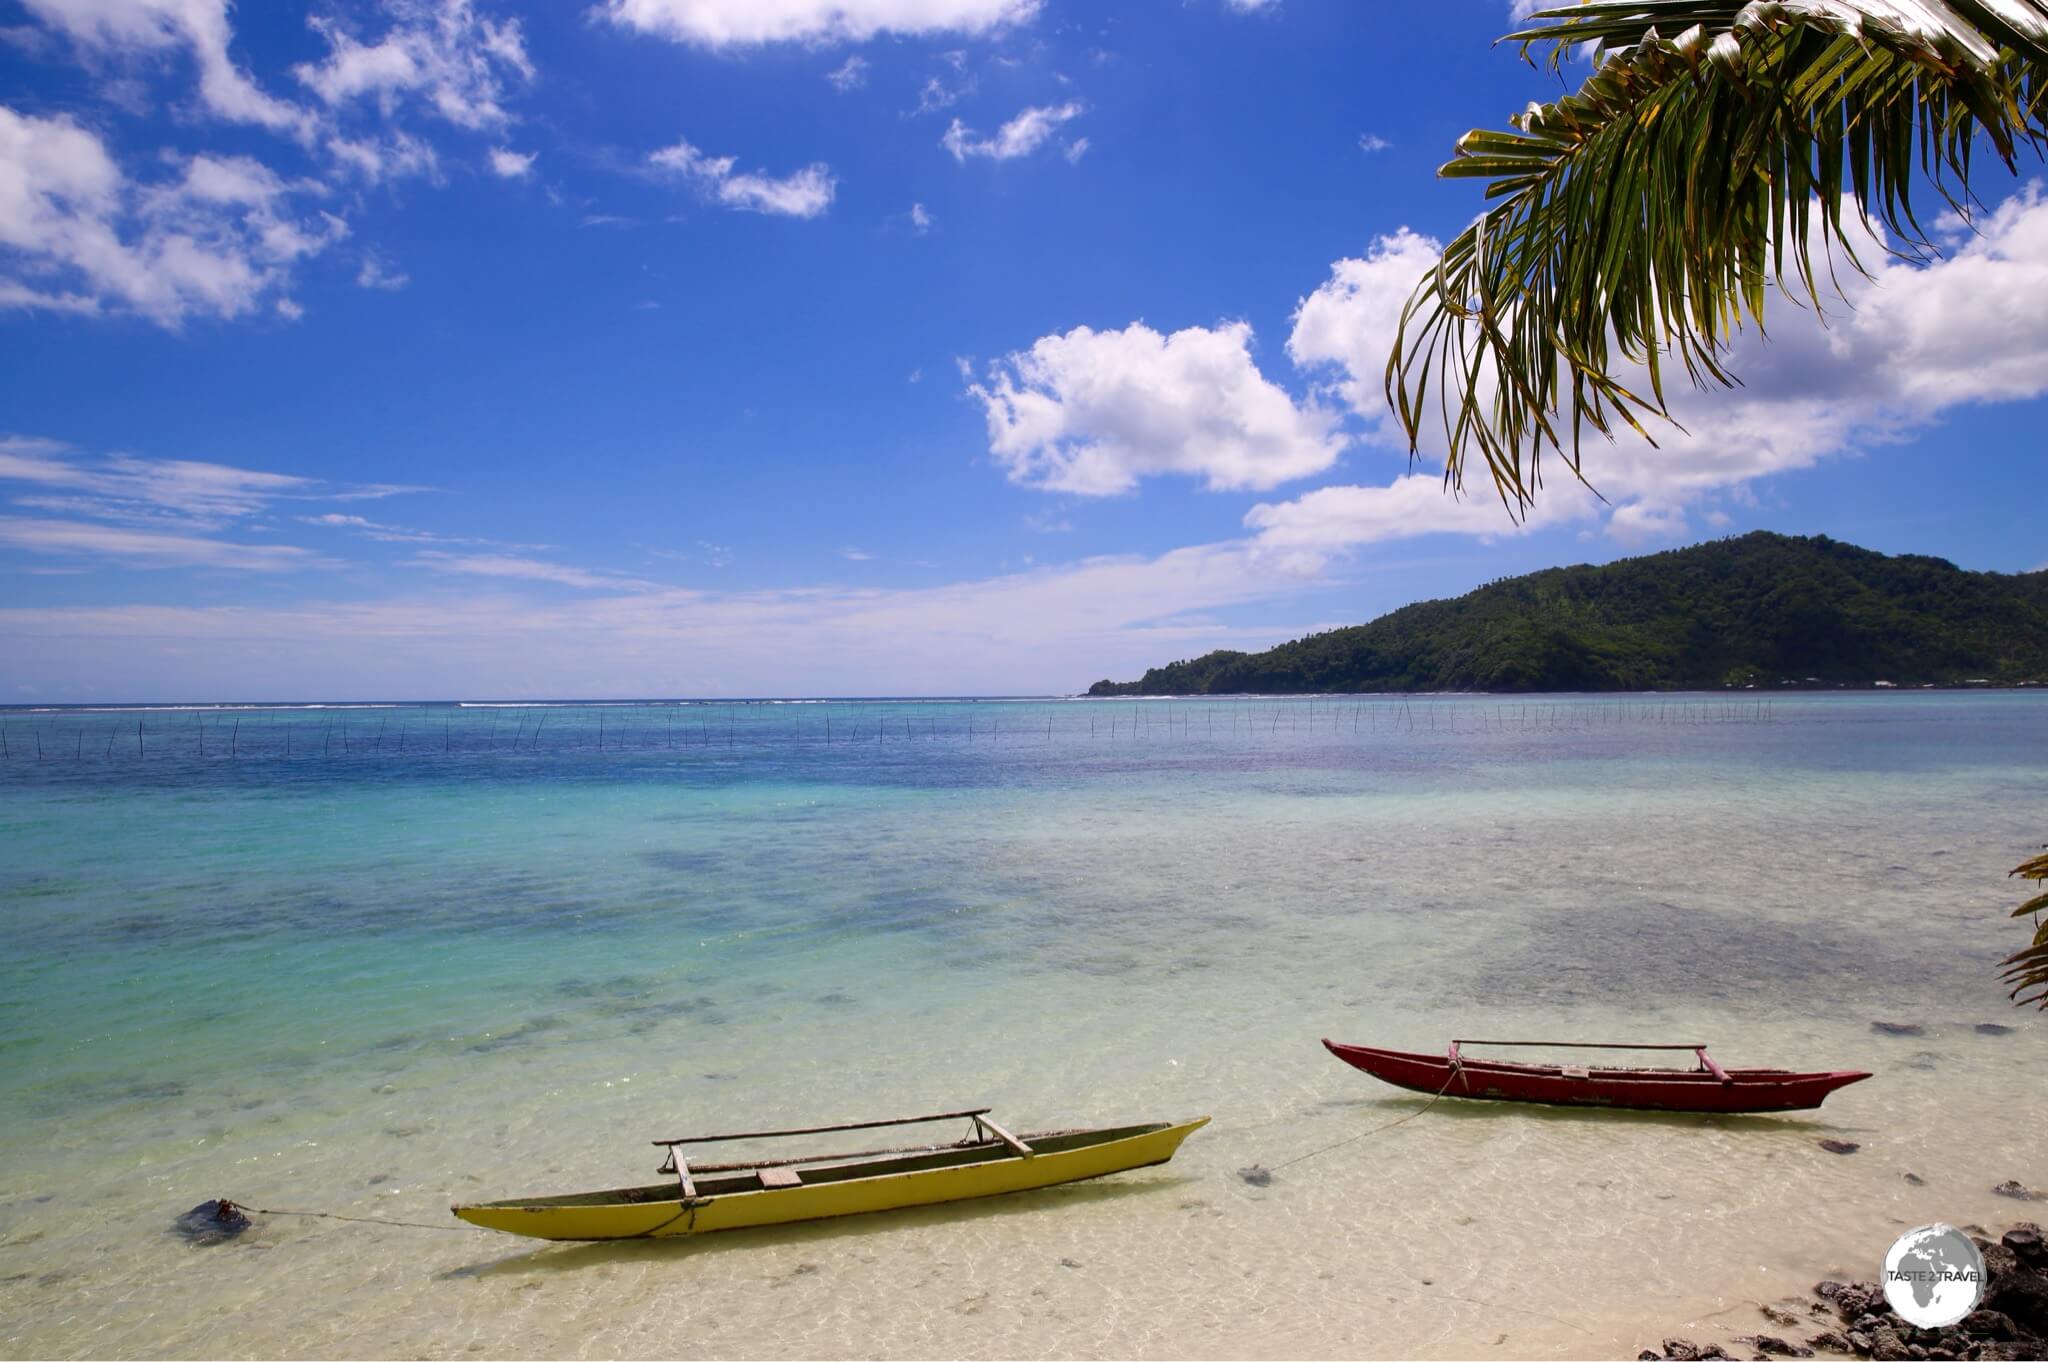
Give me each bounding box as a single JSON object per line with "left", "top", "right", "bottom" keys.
{"left": 1872, "top": 1022, "right": 1926, "bottom": 1037}
{"left": 1993, "top": 1182, "right": 2042, "bottom": 1203}
{"left": 1640, "top": 1352, "right": 1663, "bottom": 1360}
{"left": 1754, "top": 1335, "right": 1814, "bottom": 1356}
{"left": 1804, "top": 1331, "right": 1849, "bottom": 1353}
{"left": 1818, "top": 1139, "right": 1862, "bottom": 1155}
{"left": 1869, "top": 1324, "right": 1912, "bottom": 1360}
{"left": 1663, "top": 1339, "right": 1702, "bottom": 1360}
{"left": 1817, "top": 1282, "right": 1850, "bottom": 1301}
{"left": 1235, "top": 1165, "right": 1273, "bottom": 1187}
{"left": 1974, "top": 1024, "right": 2014, "bottom": 1036}
{"left": 173, "top": 1199, "right": 251, "bottom": 1244}
{"left": 1984, "top": 1273, "right": 2048, "bottom": 1338}
{"left": 1960, "top": 1311, "right": 2015, "bottom": 1342}
{"left": 1972, "top": 1345, "right": 2043, "bottom": 1361}
{"left": 1765, "top": 1305, "right": 1806, "bottom": 1327}
{"left": 1906, "top": 1173, "right": 1928, "bottom": 1186}
{"left": 1847, "top": 1331, "right": 1873, "bottom": 1353}
{"left": 2002, "top": 1226, "right": 2042, "bottom": 1267}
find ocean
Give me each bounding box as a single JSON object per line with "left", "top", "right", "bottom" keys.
{"left": 1, "top": 692, "right": 2043, "bottom": 1358}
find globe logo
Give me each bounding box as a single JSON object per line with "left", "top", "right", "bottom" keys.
{"left": 1882, "top": 1223, "right": 1986, "bottom": 1328}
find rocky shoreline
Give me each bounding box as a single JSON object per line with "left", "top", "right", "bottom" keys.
{"left": 1641, "top": 1224, "right": 2045, "bottom": 1362}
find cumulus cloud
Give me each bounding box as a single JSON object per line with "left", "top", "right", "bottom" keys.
{"left": 0, "top": 108, "right": 346, "bottom": 325}
{"left": 648, "top": 137, "right": 835, "bottom": 218}
{"left": 598, "top": 0, "right": 1039, "bottom": 48}
{"left": 1277, "top": 187, "right": 2048, "bottom": 547}
{"left": 941, "top": 101, "right": 1083, "bottom": 162}
{"left": 967, "top": 320, "right": 1346, "bottom": 495}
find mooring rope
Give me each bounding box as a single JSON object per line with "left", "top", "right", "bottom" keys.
{"left": 1263, "top": 1062, "right": 1464, "bottom": 1175}
{"left": 225, "top": 1200, "right": 469, "bottom": 1233}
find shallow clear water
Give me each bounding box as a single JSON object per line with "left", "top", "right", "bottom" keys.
{"left": 1, "top": 693, "right": 2043, "bottom": 1358}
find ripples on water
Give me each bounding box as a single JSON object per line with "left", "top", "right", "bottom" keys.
{"left": 0, "top": 693, "right": 2043, "bottom": 1358}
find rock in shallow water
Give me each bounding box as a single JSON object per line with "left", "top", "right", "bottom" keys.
{"left": 1816, "top": 1138, "right": 1860, "bottom": 1155}
{"left": 1235, "top": 1165, "right": 1273, "bottom": 1187}
{"left": 173, "top": 1199, "right": 250, "bottom": 1244}
{"left": 1871, "top": 1021, "right": 1925, "bottom": 1037}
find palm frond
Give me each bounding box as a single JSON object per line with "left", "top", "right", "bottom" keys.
{"left": 2003, "top": 845, "right": 2048, "bottom": 1008}
{"left": 1388, "top": 0, "right": 2048, "bottom": 511}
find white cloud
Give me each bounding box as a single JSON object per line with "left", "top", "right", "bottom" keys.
{"left": 0, "top": 516, "right": 329, "bottom": 571}
{"left": 1062, "top": 136, "right": 1089, "bottom": 164}
{"left": 648, "top": 138, "right": 835, "bottom": 218}
{"left": 914, "top": 74, "right": 973, "bottom": 115}
{"left": 909, "top": 201, "right": 933, "bottom": 233}
{"left": 0, "top": 436, "right": 420, "bottom": 531}
{"left": 1357, "top": 133, "right": 1389, "bottom": 153}
{"left": 968, "top": 320, "right": 1346, "bottom": 495}
{"left": 1225, "top": 0, "right": 1278, "bottom": 10}
{"left": 355, "top": 254, "right": 410, "bottom": 290}
{"left": 325, "top": 130, "right": 440, "bottom": 185}
{"left": 1285, "top": 226, "right": 1445, "bottom": 439}
{"left": 598, "top": 0, "right": 1038, "bottom": 48}
{"left": 408, "top": 550, "right": 660, "bottom": 592}
{"left": 20, "top": 0, "right": 306, "bottom": 134}
{"left": 0, "top": 535, "right": 1325, "bottom": 697}
{"left": 942, "top": 101, "right": 1083, "bottom": 162}
{"left": 294, "top": 0, "right": 533, "bottom": 133}
{"left": 0, "top": 108, "right": 345, "bottom": 326}
{"left": 825, "top": 54, "right": 868, "bottom": 91}
{"left": 488, "top": 146, "right": 534, "bottom": 178}
{"left": 1278, "top": 185, "right": 2048, "bottom": 549}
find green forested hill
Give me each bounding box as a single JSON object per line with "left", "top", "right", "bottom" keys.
{"left": 1088, "top": 533, "right": 2048, "bottom": 695}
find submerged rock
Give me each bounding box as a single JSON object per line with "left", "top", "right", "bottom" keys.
{"left": 1235, "top": 1165, "right": 1273, "bottom": 1187}
{"left": 1994, "top": 1181, "right": 2043, "bottom": 1202}
{"left": 174, "top": 1199, "right": 251, "bottom": 1245}
{"left": 1975, "top": 1023, "right": 2015, "bottom": 1036}
{"left": 1817, "top": 1139, "right": 1860, "bottom": 1155}
{"left": 1904, "top": 1172, "right": 1927, "bottom": 1186}
{"left": 1871, "top": 1021, "right": 1925, "bottom": 1037}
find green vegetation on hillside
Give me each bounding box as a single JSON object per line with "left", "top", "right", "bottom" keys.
{"left": 1088, "top": 533, "right": 2048, "bottom": 695}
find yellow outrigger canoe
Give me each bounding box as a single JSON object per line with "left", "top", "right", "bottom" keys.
{"left": 452, "top": 1108, "right": 1209, "bottom": 1242}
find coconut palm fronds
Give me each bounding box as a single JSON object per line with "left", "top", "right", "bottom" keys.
{"left": 1387, "top": 0, "right": 2048, "bottom": 513}
{"left": 2002, "top": 847, "right": 2048, "bottom": 1009}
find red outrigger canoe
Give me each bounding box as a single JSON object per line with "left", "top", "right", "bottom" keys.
{"left": 1323, "top": 1039, "right": 1871, "bottom": 1114}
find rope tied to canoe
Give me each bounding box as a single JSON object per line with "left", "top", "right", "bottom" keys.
{"left": 1241, "top": 1060, "right": 1464, "bottom": 1184}
{"left": 211, "top": 1198, "right": 470, "bottom": 1233}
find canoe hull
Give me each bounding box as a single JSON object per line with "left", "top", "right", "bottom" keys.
{"left": 1323, "top": 1041, "right": 1869, "bottom": 1114}
{"left": 453, "top": 1118, "right": 1208, "bottom": 1242}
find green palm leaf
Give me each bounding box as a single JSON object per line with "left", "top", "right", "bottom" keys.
{"left": 2005, "top": 847, "right": 2048, "bottom": 1009}
{"left": 1388, "top": 0, "right": 2048, "bottom": 511}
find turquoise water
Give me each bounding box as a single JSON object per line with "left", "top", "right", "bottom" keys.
{"left": 2, "top": 693, "right": 2044, "bottom": 1358}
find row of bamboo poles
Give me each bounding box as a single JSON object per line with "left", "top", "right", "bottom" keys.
{"left": 0, "top": 698, "right": 1779, "bottom": 762}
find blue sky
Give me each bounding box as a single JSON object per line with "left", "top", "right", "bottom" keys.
{"left": 2, "top": 0, "right": 2045, "bottom": 701}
